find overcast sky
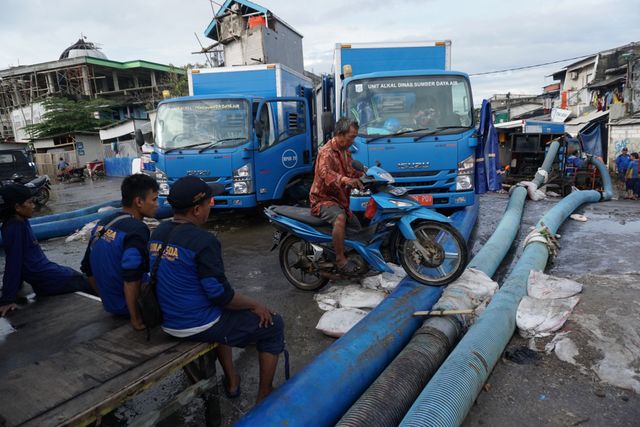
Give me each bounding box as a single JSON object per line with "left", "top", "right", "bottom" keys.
{"left": 1, "top": 0, "right": 639, "bottom": 103}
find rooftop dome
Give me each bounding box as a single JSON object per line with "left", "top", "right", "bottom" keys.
{"left": 59, "top": 38, "right": 107, "bottom": 60}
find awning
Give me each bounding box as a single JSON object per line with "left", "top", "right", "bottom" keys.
{"left": 588, "top": 75, "right": 624, "bottom": 89}
{"left": 564, "top": 110, "right": 609, "bottom": 136}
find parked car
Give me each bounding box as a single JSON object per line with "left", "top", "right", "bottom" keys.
{"left": 0, "top": 149, "right": 37, "bottom": 182}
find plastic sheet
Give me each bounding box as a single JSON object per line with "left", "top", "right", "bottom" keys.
{"left": 316, "top": 308, "right": 369, "bottom": 338}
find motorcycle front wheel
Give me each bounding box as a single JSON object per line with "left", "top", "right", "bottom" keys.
{"left": 398, "top": 221, "right": 467, "bottom": 286}
{"left": 279, "top": 235, "right": 329, "bottom": 291}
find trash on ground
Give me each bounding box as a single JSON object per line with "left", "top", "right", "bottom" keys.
{"left": 545, "top": 333, "right": 579, "bottom": 364}
{"left": 315, "top": 307, "right": 368, "bottom": 337}
{"left": 569, "top": 213, "right": 588, "bottom": 222}
{"left": 527, "top": 271, "right": 583, "bottom": 299}
{"left": 0, "top": 318, "right": 16, "bottom": 342}
{"left": 504, "top": 346, "right": 541, "bottom": 364}
{"left": 517, "top": 295, "right": 580, "bottom": 338}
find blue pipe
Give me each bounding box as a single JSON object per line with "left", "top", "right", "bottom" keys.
{"left": 30, "top": 199, "right": 121, "bottom": 225}
{"left": 235, "top": 201, "right": 478, "bottom": 427}
{"left": 399, "top": 157, "right": 611, "bottom": 427}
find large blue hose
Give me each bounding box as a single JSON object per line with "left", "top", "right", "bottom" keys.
{"left": 399, "top": 157, "right": 612, "bottom": 427}
{"left": 236, "top": 202, "right": 478, "bottom": 427}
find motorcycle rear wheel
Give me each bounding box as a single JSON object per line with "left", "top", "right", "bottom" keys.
{"left": 398, "top": 221, "right": 467, "bottom": 286}
{"left": 279, "top": 235, "right": 329, "bottom": 291}
{"left": 34, "top": 187, "right": 50, "bottom": 206}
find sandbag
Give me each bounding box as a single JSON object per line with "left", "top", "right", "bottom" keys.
{"left": 315, "top": 308, "right": 369, "bottom": 338}
{"left": 516, "top": 295, "right": 580, "bottom": 338}
{"left": 527, "top": 270, "right": 583, "bottom": 299}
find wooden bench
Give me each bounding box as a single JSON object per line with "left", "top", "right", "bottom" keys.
{"left": 0, "top": 293, "right": 219, "bottom": 427}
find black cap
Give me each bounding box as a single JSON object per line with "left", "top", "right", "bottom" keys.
{"left": 0, "top": 183, "right": 35, "bottom": 206}
{"left": 167, "top": 176, "right": 225, "bottom": 209}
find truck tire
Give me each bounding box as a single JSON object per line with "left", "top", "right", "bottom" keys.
{"left": 397, "top": 221, "right": 467, "bottom": 286}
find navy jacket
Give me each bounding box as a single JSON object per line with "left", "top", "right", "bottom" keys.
{"left": 81, "top": 211, "right": 149, "bottom": 316}
{"left": 1, "top": 218, "right": 78, "bottom": 304}
{"left": 150, "top": 221, "right": 234, "bottom": 332}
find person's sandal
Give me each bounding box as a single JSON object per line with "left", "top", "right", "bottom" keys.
{"left": 223, "top": 375, "right": 241, "bottom": 399}
{"left": 337, "top": 259, "right": 359, "bottom": 275}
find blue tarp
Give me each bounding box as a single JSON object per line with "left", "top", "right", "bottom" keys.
{"left": 104, "top": 157, "right": 134, "bottom": 177}
{"left": 579, "top": 124, "right": 603, "bottom": 158}
{"left": 475, "top": 100, "right": 501, "bottom": 193}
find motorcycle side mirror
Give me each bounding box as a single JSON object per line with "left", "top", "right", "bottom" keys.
{"left": 135, "top": 129, "right": 145, "bottom": 147}
{"left": 352, "top": 160, "right": 366, "bottom": 172}
{"left": 254, "top": 119, "right": 264, "bottom": 138}
{"left": 321, "top": 111, "right": 334, "bottom": 135}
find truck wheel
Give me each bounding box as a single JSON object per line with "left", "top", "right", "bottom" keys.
{"left": 397, "top": 221, "right": 467, "bottom": 286}
{"left": 279, "top": 235, "right": 329, "bottom": 291}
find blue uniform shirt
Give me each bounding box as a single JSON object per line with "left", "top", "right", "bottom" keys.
{"left": 81, "top": 211, "right": 149, "bottom": 316}
{"left": 1, "top": 218, "right": 78, "bottom": 304}
{"left": 150, "top": 221, "right": 234, "bottom": 332}
{"left": 616, "top": 153, "right": 630, "bottom": 172}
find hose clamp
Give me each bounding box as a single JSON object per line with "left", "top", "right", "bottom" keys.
{"left": 522, "top": 222, "right": 560, "bottom": 258}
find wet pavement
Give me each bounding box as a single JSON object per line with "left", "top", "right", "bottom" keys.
{"left": 1, "top": 181, "right": 639, "bottom": 426}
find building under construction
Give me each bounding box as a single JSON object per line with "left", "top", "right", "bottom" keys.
{"left": 0, "top": 38, "right": 184, "bottom": 143}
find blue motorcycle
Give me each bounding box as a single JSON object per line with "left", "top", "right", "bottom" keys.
{"left": 265, "top": 165, "right": 468, "bottom": 291}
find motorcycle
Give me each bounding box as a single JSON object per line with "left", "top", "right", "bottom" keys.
{"left": 265, "top": 164, "right": 468, "bottom": 291}
{"left": 2, "top": 173, "right": 51, "bottom": 206}
{"left": 58, "top": 167, "right": 86, "bottom": 183}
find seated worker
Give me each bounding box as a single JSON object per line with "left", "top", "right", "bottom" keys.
{"left": 152, "top": 176, "right": 284, "bottom": 403}
{"left": 80, "top": 174, "right": 159, "bottom": 330}
{"left": 309, "top": 117, "right": 365, "bottom": 273}
{"left": 0, "top": 184, "right": 91, "bottom": 316}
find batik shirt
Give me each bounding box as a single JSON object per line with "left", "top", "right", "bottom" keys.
{"left": 309, "top": 138, "right": 363, "bottom": 216}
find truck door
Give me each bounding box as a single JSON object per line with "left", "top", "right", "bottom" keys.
{"left": 254, "top": 97, "right": 312, "bottom": 201}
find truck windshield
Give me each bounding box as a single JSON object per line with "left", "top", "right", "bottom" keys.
{"left": 155, "top": 99, "right": 250, "bottom": 150}
{"left": 344, "top": 75, "right": 473, "bottom": 136}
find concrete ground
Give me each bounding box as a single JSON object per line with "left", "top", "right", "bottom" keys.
{"left": 1, "top": 180, "right": 639, "bottom": 426}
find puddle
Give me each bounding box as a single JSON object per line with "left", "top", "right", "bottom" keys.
{"left": 0, "top": 317, "right": 16, "bottom": 342}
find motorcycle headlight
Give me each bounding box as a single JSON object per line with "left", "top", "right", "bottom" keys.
{"left": 456, "top": 175, "right": 473, "bottom": 191}
{"left": 389, "top": 199, "right": 414, "bottom": 207}
{"left": 351, "top": 188, "right": 372, "bottom": 196}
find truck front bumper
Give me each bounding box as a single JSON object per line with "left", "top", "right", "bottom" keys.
{"left": 349, "top": 191, "right": 476, "bottom": 212}
{"left": 158, "top": 194, "right": 258, "bottom": 209}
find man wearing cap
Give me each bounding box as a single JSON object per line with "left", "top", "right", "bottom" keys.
{"left": 615, "top": 147, "right": 631, "bottom": 190}
{"left": 152, "top": 176, "right": 284, "bottom": 403}
{"left": 80, "top": 174, "right": 159, "bottom": 330}
{"left": 0, "top": 183, "right": 90, "bottom": 316}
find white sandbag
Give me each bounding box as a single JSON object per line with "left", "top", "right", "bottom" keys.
{"left": 517, "top": 295, "right": 580, "bottom": 338}
{"left": 527, "top": 271, "right": 583, "bottom": 299}
{"left": 339, "top": 285, "right": 386, "bottom": 309}
{"left": 361, "top": 263, "right": 405, "bottom": 292}
{"left": 433, "top": 268, "right": 499, "bottom": 312}
{"left": 315, "top": 307, "right": 369, "bottom": 338}
{"left": 97, "top": 206, "right": 115, "bottom": 213}
{"left": 65, "top": 220, "right": 98, "bottom": 243}
{"left": 313, "top": 286, "right": 345, "bottom": 311}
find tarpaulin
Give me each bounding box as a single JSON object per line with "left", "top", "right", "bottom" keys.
{"left": 104, "top": 157, "right": 134, "bottom": 177}
{"left": 579, "top": 124, "right": 603, "bottom": 158}
{"left": 475, "top": 100, "right": 501, "bottom": 193}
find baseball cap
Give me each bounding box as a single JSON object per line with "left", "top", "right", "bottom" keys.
{"left": 167, "top": 176, "right": 225, "bottom": 209}
{"left": 0, "top": 183, "right": 36, "bottom": 206}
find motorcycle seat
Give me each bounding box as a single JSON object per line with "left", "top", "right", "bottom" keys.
{"left": 271, "top": 206, "right": 328, "bottom": 227}
{"left": 29, "top": 176, "right": 47, "bottom": 186}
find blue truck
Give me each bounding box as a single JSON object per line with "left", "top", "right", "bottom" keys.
{"left": 148, "top": 64, "right": 316, "bottom": 208}
{"left": 323, "top": 41, "right": 477, "bottom": 212}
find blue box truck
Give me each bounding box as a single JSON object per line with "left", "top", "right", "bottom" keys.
{"left": 149, "top": 64, "right": 315, "bottom": 208}
{"left": 324, "top": 41, "right": 477, "bottom": 212}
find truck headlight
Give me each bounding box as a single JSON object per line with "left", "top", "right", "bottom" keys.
{"left": 233, "top": 164, "right": 253, "bottom": 194}
{"left": 156, "top": 169, "right": 170, "bottom": 196}
{"left": 456, "top": 175, "right": 473, "bottom": 191}
{"left": 457, "top": 155, "right": 475, "bottom": 175}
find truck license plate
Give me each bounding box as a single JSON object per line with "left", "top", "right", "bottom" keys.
{"left": 412, "top": 195, "right": 433, "bottom": 206}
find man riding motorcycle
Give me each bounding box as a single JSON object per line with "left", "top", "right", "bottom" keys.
{"left": 309, "top": 117, "right": 364, "bottom": 274}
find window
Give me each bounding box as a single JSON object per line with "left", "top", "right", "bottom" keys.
{"left": 0, "top": 154, "right": 14, "bottom": 164}
{"left": 257, "top": 100, "right": 307, "bottom": 150}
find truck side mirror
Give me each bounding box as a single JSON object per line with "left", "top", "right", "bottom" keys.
{"left": 135, "top": 129, "right": 145, "bottom": 147}
{"left": 254, "top": 119, "right": 264, "bottom": 138}
{"left": 321, "top": 112, "right": 334, "bottom": 135}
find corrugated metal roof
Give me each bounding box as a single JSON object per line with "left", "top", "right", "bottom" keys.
{"left": 588, "top": 75, "right": 625, "bottom": 89}
{"left": 610, "top": 115, "right": 640, "bottom": 126}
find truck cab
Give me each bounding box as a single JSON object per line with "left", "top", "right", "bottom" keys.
{"left": 342, "top": 70, "right": 476, "bottom": 211}
{"left": 151, "top": 93, "right": 314, "bottom": 208}
{"left": 327, "top": 41, "right": 477, "bottom": 212}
